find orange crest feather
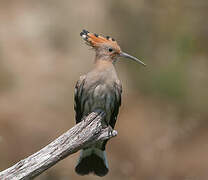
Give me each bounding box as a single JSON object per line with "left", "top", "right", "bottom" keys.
{"left": 80, "top": 29, "right": 118, "bottom": 48}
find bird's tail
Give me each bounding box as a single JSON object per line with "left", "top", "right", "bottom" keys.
{"left": 75, "top": 148, "right": 109, "bottom": 177}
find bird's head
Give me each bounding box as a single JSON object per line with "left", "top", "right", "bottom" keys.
{"left": 80, "top": 29, "right": 146, "bottom": 66}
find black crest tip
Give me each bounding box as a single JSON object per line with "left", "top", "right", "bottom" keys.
{"left": 80, "top": 32, "right": 84, "bottom": 36}
{"left": 94, "top": 33, "right": 99, "bottom": 37}
{"left": 82, "top": 29, "right": 89, "bottom": 34}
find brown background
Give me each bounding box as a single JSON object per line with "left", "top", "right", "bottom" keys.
{"left": 0, "top": 0, "right": 208, "bottom": 180}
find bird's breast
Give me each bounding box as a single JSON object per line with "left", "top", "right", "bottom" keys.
{"left": 81, "top": 82, "right": 116, "bottom": 122}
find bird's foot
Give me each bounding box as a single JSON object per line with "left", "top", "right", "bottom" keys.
{"left": 108, "top": 126, "right": 117, "bottom": 137}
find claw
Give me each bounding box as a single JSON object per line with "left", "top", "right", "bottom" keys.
{"left": 108, "top": 126, "right": 113, "bottom": 137}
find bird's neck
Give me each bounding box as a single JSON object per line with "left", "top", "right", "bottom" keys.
{"left": 94, "top": 59, "right": 114, "bottom": 71}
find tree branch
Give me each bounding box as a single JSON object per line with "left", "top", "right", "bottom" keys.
{"left": 0, "top": 111, "right": 117, "bottom": 180}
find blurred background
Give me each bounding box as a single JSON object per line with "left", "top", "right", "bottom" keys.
{"left": 0, "top": 0, "right": 208, "bottom": 179}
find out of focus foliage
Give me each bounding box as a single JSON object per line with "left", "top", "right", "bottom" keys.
{"left": 0, "top": 0, "right": 208, "bottom": 179}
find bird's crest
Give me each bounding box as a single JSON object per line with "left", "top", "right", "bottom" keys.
{"left": 80, "top": 29, "right": 119, "bottom": 49}
{"left": 79, "top": 29, "right": 146, "bottom": 66}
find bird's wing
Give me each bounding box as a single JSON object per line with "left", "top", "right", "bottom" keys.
{"left": 102, "top": 80, "right": 122, "bottom": 150}
{"left": 109, "top": 80, "right": 122, "bottom": 129}
{"left": 74, "top": 75, "right": 86, "bottom": 124}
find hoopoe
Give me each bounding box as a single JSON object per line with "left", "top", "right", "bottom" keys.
{"left": 74, "top": 29, "right": 145, "bottom": 176}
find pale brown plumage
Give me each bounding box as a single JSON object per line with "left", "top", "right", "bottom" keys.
{"left": 74, "top": 61, "right": 122, "bottom": 139}
{"left": 74, "top": 30, "right": 145, "bottom": 177}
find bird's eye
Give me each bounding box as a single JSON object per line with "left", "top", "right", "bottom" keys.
{"left": 108, "top": 48, "right": 113, "bottom": 52}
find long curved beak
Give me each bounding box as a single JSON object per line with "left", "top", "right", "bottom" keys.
{"left": 120, "top": 52, "right": 146, "bottom": 66}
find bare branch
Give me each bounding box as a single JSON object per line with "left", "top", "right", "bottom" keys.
{"left": 0, "top": 111, "right": 117, "bottom": 180}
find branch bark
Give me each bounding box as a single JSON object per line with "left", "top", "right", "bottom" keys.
{"left": 0, "top": 111, "right": 117, "bottom": 180}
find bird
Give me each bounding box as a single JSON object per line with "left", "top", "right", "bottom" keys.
{"left": 74, "top": 29, "right": 146, "bottom": 177}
